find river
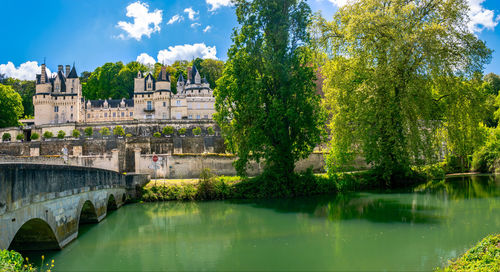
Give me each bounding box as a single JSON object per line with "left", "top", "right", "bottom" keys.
{"left": 29, "top": 174, "right": 500, "bottom": 271}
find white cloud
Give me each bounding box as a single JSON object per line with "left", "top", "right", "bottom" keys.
{"left": 467, "top": 0, "right": 499, "bottom": 33}
{"left": 167, "top": 14, "right": 183, "bottom": 25}
{"left": 117, "top": 1, "right": 163, "bottom": 41}
{"left": 136, "top": 53, "right": 157, "bottom": 66}
{"left": 327, "top": 0, "right": 351, "bottom": 7}
{"left": 0, "top": 61, "right": 55, "bottom": 81}
{"left": 203, "top": 25, "right": 212, "bottom": 33}
{"left": 191, "top": 22, "right": 201, "bottom": 28}
{"left": 184, "top": 7, "right": 199, "bottom": 20}
{"left": 157, "top": 43, "right": 217, "bottom": 65}
{"left": 206, "top": 0, "right": 233, "bottom": 11}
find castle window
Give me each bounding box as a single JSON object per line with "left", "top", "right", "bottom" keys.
{"left": 176, "top": 113, "right": 181, "bottom": 119}
{"left": 71, "top": 105, "right": 73, "bottom": 110}
{"left": 54, "top": 106, "right": 59, "bottom": 113}
{"left": 113, "top": 112, "right": 116, "bottom": 117}
{"left": 130, "top": 112, "right": 133, "bottom": 116}
{"left": 148, "top": 82, "right": 152, "bottom": 89}
{"left": 147, "top": 101, "right": 153, "bottom": 111}
{"left": 188, "top": 115, "right": 192, "bottom": 119}
{"left": 87, "top": 114, "right": 90, "bottom": 118}
{"left": 104, "top": 113, "right": 108, "bottom": 117}
{"left": 176, "top": 100, "right": 181, "bottom": 106}
{"left": 188, "top": 103, "right": 192, "bottom": 109}
{"left": 204, "top": 115, "right": 208, "bottom": 119}
{"left": 71, "top": 114, "right": 73, "bottom": 119}
{"left": 163, "top": 113, "right": 167, "bottom": 119}
{"left": 196, "top": 115, "right": 200, "bottom": 119}
{"left": 121, "top": 112, "right": 125, "bottom": 117}
{"left": 163, "top": 102, "right": 166, "bottom": 107}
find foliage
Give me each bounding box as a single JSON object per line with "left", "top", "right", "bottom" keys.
{"left": 320, "top": 0, "right": 491, "bottom": 184}
{"left": 215, "top": 0, "right": 326, "bottom": 179}
{"left": 43, "top": 131, "right": 53, "bottom": 139}
{"left": 178, "top": 127, "right": 186, "bottom": 135}
{"left": 126, "top": 133, "right": 132, "bottom": 138}
{"left": 484, "top": 73, "right": 500, "bottom": 95}
{"left": 412, "top": 163, "right": 446, "bottom": 180}
{"left": 84, "top": 127, "right": 93, "bottom": 137}
{"left": 2, "top": 133, "right": 11, "bottom": 141}
{"left": 0, "top": 249, "right": 23, "bottom": 271}
{"left": 30, "top": 132, "right": 39, "bottom": 140}
{"left": 0, "top": 78, "right": 35, "bottom": 117}
{"left": 16, "top": 134, "right": 24, "bottom": 141}
{"left": 162, "top": 126, "right": 174, "bottom": 135}
{"left": 472, "top": 127, "right": 500, "bottom": 172}
{"left": 437, "top": 234, "right": 500, "bottom": 272}
{"left": 207, "top": 127, "right": 215, "bottom": 135}
{"left": 0, "top": 84, "right": 24, "bottom": 128}
{"left": 99, "top": 127, "right": 111, "bottom": 136}
{"left": 192, "top": 127, "right": 202, "bottom": 136}
{"left": 199, "top": 59, "right": 224, "bottom": 88}
{"left": 153, "top": 132, "right": 161, "bottom": 138}
{"left": 113, "top": 125, "right": 125, "bottom": 136}
{"left": 57, "top": 130, "right": 65, "bottom": 139}
{"left": 72, "top": 129, "right": 80, "bottom": 138}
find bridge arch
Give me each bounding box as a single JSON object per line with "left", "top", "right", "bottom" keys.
{"left": 78, "top": 200, "right": 98, "bottom": 225}
{"left": 9, "top": 218, "right": 60, "bottom": 251}
{"left": 107, "top": 194, "right": 117, "bottom": 211}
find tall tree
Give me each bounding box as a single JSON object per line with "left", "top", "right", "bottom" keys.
{"left": 199, "top": 59, "right": 224, "bottom": 88}
{"left": 0, "top": 84, "right": 24, "bottom": 128}
{"left": 320, "top": 0, "right": 491, "bottom": 183}
{"left": 215, "top": 0, "right": 325, "bottom": 179}
{"left": 0, "top": 78, "right": 35, "bottom": 117}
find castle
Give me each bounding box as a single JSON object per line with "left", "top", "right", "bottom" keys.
{"left": 33, "top": 63, "right": 216, "bottom": 125}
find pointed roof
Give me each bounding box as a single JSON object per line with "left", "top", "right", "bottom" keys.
{"left": 67, "top": 65, "right": 78, "bottom": 78}
{"left": 55, "top": 70, "right": 67, "bottom": 92}
{"left": 191, "top": 64, "right": 200, "bottom": 83}
{"left": 178, "top": 73, "right": 185, "bottom": 83}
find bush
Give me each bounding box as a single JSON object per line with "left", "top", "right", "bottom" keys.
{"left": 43, "top": 131, "right": 53, "bottom": 139}
{"left": 2, "top": 133, "right": 11, "bottom": 141}
{"left": 16, "top": 134, "right": 24, "bottom": 141}
{"left": 113, "top": 125, "right": 125, "bottom": 137}
{"left": 472, "top": 127, "right": 500, "bottom": 173}
{"left": 57, "top": 130, "right": 66, "bottom": 139}
{"left": 72, "top": 129, "right": 80, "bottom": 138}
{"left": 193, "top": 127, "right": 202, "bottom": 136}
{"left": 437, "top": 234, "right": 500, "bottom": 272}
{"left": 162, "top": 126, "right": 174, "bottom": 135}
{"left": 178, "top": 127, "right": 187, "bottom": 135}
{"left": 0, "top": 249, "right": 23, "bottom": 271}
{"left": 207, "top": 127, "right": 215, "bottom": 135}
{"left": 30, "top": 132, "right": 39, "bottom": 140}
{"left": 126, "top": 133, "right": 133, "bottom": 138}
{"left": 84, "top": 127, "right": 93, "bottom": 137}
{"left": 153, "top": 132, "right": 161, "bottom": 138}
{"left": 99, "top": 127, "right": 111, "bottom": 136}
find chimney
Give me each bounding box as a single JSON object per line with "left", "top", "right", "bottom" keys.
{"left": 66, "top": 65, "right": 70, "bottom": 77}
{"left": 58, "top": 65, "right": 63, "bottom": 74}
{"left": 187, "top": 67, "right": 192, "bottom": 82}
{"left": 41, "top": 64, "right": 46, "bottom": 83}
{"left": 161, "top": 66, "right": 167, "bottom": 80}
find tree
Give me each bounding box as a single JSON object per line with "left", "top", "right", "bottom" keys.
{"left": 484, "top": 73, "right": 500, "bottom": 95}
{"left": 43, "top": 131, "right": 53, "bottom": 139}
{"left": 30, "top": 132, "right": 39, "bottom": 140}
{"left": 0, "top": 84, "right": 24, "bottom": 128}
{"left": 0, "top": 78, "right": 35, "bottom": 117}
{"left": 72, "top": 129, "right": 81, "bottom": 138}
{"left": 16, "top": 134, "right": 24, "bottom": 141}
{"left": 113, "top": 125, "right": 125, "bottom": 136}
{"left": 153, "top": 132, "right": 161, "bottom": 138}
{"left": 99, "top": 127, "right": 111, "bottom": 137}
{"left": 57, "top": 130, "right": 66, "bottom": 139}
{"left": 178, "top": 127, "right": 186, "bottom": 135}
{"left": 199, "top": 59, "right": 224, "bottom": 89}
{"left": 215, "top": 0, "right": 325, "bottom": 179}
{"left": 84, "top": 127, "right": 93, "bottom": 137}
{"left": 193, "top": 127, "right": 202, "bottom": 136}
{"left": 162, "top": 126, "right": 174, "bottom": 135}
{"left": 2, "top": 133, "right": 11, "bottom": 141}
{"left": 320, "top": 0, "right": 491, "bottom": 183}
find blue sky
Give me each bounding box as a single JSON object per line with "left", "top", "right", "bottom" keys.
{"left": 0, "top": 0, "right": 499, "bottom": 80}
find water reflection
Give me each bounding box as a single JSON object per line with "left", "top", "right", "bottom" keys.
{"left": 415, "top": 174, "right": 500, "bottom": 199}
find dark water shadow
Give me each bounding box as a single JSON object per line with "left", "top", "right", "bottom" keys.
{"left": 229, "top": 193, "right": 442, "bottom": 225}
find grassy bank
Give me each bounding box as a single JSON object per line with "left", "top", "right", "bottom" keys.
{"left": 0, "top": 249, "right": 54, "bottom": 272}
{"left": 437, "top": 234, "right": 500, "bottom": 272}
{"left": 140, "top": 168, "right": 416, "bottom": 201}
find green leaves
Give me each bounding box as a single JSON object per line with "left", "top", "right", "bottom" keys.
{"left": 0, "top": 84, "right": 23, "bottom": 128}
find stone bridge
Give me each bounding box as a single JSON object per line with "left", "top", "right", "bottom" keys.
{"left": 0, "top": 163, "right": 129, "bottom": 251}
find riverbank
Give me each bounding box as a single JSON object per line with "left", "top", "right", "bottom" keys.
{"left": 436, "top": 234, "right": 500, "bottom": 271}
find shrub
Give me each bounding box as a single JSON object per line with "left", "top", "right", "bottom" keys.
{"left": 153, "top": 132, "right": 161, "bottom": 138}
{"left": 193, "top": 127, "right": 202, "bottom": 136}
{"left": 126, "top": 133, "right": 133, "bottom": 138}
{"left": 30, "top": 132, "right": 39, "bottom": 140}
{"left": 99, "top": 127, "right": 111, "bottom": 136}
{"left": 16, "top": 134, "right": 24, "bottom": 141}
{"left": 2, "top": 133, "right": 11, "bottom": 141}
{"left": 72, "top": 129, "right": 80, "bottom": 138}
{"left": 178, "top": 127, "right": 187, "bottom": 135}
{"left": 472, "top": 127, "right": 500, "bottom": 173}
{"left": 113, "top": 125, "right": 125, "bottom": 136}
{"left": 207, "top": 127, "right": 215, "bottom": 135}
{"left": 162, "top": 126, "right": 174, "bottom": 135}
{"left": 57, "top": 130, "right": 66, "bottom": 139}
{"left": 84, "top": 127, "right": 93, "bottom": 137}
{"left": 0, "top": 249, "right": 24, "bottom": 271}
{"left": 43, "top": 131, "right": 53, "bottom": 139}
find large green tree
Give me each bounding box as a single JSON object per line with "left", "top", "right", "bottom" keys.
{"left": 0, "top": 84, "right": 24, "bottom": 128}
{"left": 320, "top": 0, "right": 491, "bottom": 183}
{"left": 215, "top": 0, "right": 325, "bottom": 179}
{"left": 0, "top": 78, "right": 35, "bottom": 117}
{"left": 200, "top": 59, "right": 224, "bottom": 89}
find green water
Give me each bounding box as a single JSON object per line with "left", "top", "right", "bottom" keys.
{"left": 37, "top": 175, "right": 500, "bottom": 271}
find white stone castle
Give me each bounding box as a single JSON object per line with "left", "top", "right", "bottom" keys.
{"left": 33, "top": 63, "right": 216, "bottom": 125}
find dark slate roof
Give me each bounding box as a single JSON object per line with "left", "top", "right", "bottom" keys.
{"left": 157, "top": 67, "right": 170, "bottom": 82}
{"left": 144, "top": 73, "right": 156, "bottom": 90}
{"left": 191, "top": 64, "right": 199, "bottom": 83}
{"left": 56, "top": 71, "right": 66, "bottom": 92}
{"left": 67, "top": 66, "right": 78, "bottom": 78}
{"left": 202, "top": 77, "right": 208, "bottom": 84}
{"left": 36, "top": 69, "right": 50, "bottom": 84}
{"left": 86, "top": 99, "right": 134, "bottom": 108}
{"left": 178, "top": 73, "right": 185, "bottom": 83}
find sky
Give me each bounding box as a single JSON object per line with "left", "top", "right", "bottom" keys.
{"left": 0, "top": 0, "right": 499, "bottom": 80}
